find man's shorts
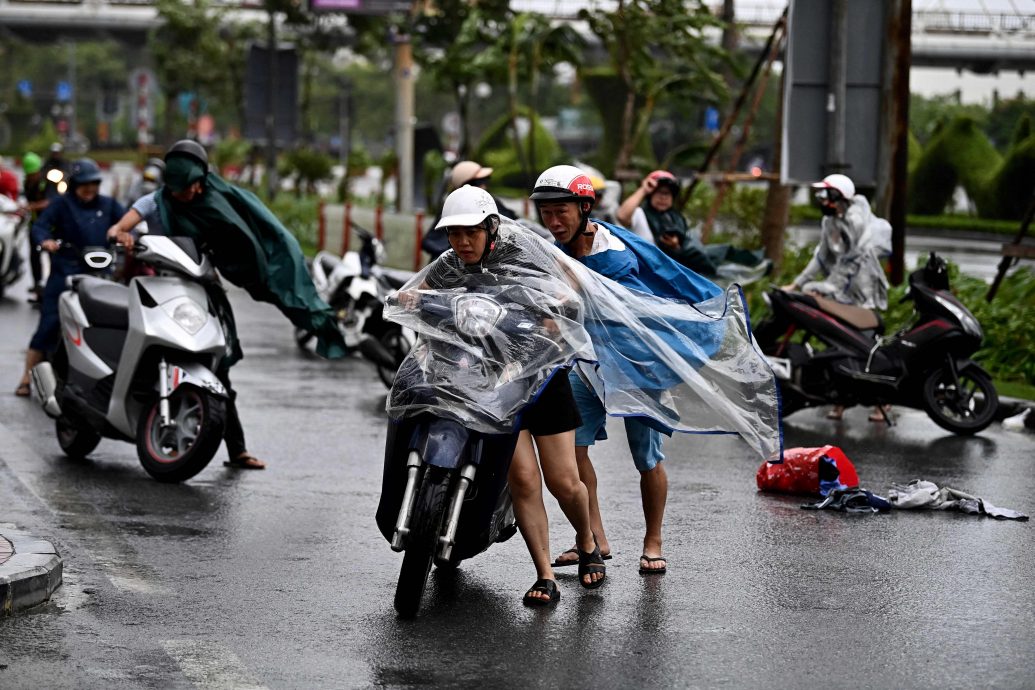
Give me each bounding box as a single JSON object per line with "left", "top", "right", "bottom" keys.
{"left": 568, "top": 371, "right": 665, "bottom": 473}
{"left": 520, "top": 368, "right": 582, "bottom": 437}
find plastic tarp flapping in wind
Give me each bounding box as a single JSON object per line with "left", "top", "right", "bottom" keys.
{"left": 383, "top": 221, "right": 782, "bottom": 459}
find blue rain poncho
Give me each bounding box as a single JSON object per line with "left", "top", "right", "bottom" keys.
{"left": 383, "top": 220, "right": 781, "bottom": 460}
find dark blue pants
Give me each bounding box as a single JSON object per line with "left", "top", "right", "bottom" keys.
{"left": 28, "top": 270, "right": 68, "bottom": 352}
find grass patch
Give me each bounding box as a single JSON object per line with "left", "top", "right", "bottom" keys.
{"left": 995, "top": 380, "right": 1035, "bottom": 401}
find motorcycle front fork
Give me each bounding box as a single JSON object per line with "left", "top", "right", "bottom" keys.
{"left": 390, "top": 453, "right": 477, "bottom": 564}
{"left": 158, "top": 358, "right": 174, "bottom": 429}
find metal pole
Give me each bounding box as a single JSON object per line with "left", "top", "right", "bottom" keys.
{"left": 825, "top": 0, "right": 848, "bottom": 174}
{"left": 395, "top": 33, "right": 414, "bottom": 213}
{"left": 265, "top": 12, "right": 278, "bottom": 199}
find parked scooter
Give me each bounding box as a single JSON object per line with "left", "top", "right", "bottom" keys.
{"left": 0, "top": 195, "right": 28, "bottom": 299}
{"left": 31, "top": 235, "right": 230, "bottom": 482}
{"left": 297, "top": 225, "right": 414, "bottom": 387}
{"left": 755, "top": 252, "right": 998, "bottom": 434}
{"left": 376, "top": 289, "right": 571, "bottom": 617}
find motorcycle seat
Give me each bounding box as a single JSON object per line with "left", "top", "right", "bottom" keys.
{"left": 806, "top": 293, "right": 884, "bottom": 334}
{"left": 76, "top": 276, "right": 130, "bottom": 329}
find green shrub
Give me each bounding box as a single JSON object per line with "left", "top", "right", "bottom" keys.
{"left": 267, "top": 194, "right": 320, "bottom": 254}
{"left": 684, "top": 183, "right": 768, "bottom": 248}
{"left": 211, "top": 138, "right": 252, "bottom": 173}
{"left": 983, "top": 135, "right": 1035, "bottom": 220}
{"left": 20, "top": 120, "right": 61, "bottom": 158}
{"left": 908, "top": 116, "right": 1001, "bottom": 215}
{"left": 282, "top": 147, "right": 334, "bottom": 197}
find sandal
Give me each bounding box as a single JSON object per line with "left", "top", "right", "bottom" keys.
{"left": 223, "top": 453, "right": 266, "bottom": 470}
{"left": 552, "top": 546, "right": 612, "bottom": 568}
{"left": 14, "top": 382, "right": 31, "bottom": 397}
{"left": 522, "top": 578, "right": 560, "bottom": 607}
{"left": 639, "top": 555, "right": 667, "bottom": 574}
{"left": 869, "top": 405, "right": 892, "bottom": 422}
{"left": 578, "top": 545, "right": 606, "bottom": 590}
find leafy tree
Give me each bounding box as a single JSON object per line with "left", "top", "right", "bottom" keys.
{"left": 578, "top": 0, "right": 729, "bottom": 174}
{"left": 492, "top": 12, "right": 583, "bottom": 187}
{"left": 411, "top": 0, "right": 511, "bottom": 156}
{"left": 150, "top": 0, "right": 230, "bottom": 143}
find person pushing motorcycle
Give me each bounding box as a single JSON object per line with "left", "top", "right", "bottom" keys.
{"left": 106, "top": 140, "right": 347, "bottom": 470}
{"left": 531, "top": 165, "right": 726, "bottom": 576}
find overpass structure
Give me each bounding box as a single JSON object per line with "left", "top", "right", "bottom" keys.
{"left": 1, "top": 0, "right": 1033, "bottom": 73}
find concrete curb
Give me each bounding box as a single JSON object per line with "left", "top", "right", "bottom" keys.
{"left": 0, "top": 530, "right": 63, "bottom": 616}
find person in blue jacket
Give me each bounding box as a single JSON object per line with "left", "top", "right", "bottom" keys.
{"left": 530, "top": 164, "right": 724, "bottom": 576}
{"left": 15, "top": 159, "right": 124, "bottom": 396}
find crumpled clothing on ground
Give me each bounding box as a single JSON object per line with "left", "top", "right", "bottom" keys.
{"left": 887, "top": 480, "right": 1029, "bottom": 521}
{"left": 801, "top": 488, "right": 892, "bottom": 513}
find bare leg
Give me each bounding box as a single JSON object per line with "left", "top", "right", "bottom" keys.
{"left": 639, "top": 462, "right": 668, "bottom": 571}
{"left": 508, "top": 431, "right": 555, "bottom": 602}
{"left": 553, "top": 445, "right": 610, "bottom": 565}
{"left": 535, "top": 430, "right": 601, "bottom": 587}
{"left": 16, "top": 348, "right": 45, "bottom": 394}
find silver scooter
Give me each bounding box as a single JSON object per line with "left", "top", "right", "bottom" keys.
{"left": 31, "top": 235, "right": 230, "bottom": 483}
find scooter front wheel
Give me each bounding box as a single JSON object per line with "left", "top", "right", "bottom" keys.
{"left": 136, "top": 387, "right": 226, "bottom": 483}
{"left": 922, "top": 364, "right": 998, "bottom": 435}
{"left": 56, "top": 416, "right": 101, "bottom": 459}
{"left": 394, "top": 467, "right": 450, "bottom": 618}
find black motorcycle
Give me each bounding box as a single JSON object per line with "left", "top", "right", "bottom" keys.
{"left": 376, "top": 288, "right": 572, "bottom": 617}
{"left": 755, "top": 253, "right": 998, "bottom": 434}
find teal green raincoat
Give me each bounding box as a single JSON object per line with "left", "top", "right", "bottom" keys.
{"left": 157, "top": 158, "right": 346, "bottom": 366}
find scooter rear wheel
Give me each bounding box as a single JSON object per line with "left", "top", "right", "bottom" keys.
{"left": 56, "top": 416, "right": 101, "bottom": 459}
{"left": 394, "top": 467, "right": 450, "bottom": 618}
{"left": 136, "top": 387, "right": 226, "bottom": 483}
{"left": 922, "top": 365, "right": 998, "bottom": 435}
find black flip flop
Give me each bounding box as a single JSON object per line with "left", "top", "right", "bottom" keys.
{"left": 523, "top": 578, "right": 560, "bottom": 607}
{"left": 578, "top": 546, "right": 606, "bottom": 590}
{"left": 552, "top": 547, "right": 612, "bottom": 568}
{"left": 639, "top": 555, "right": 667, "bottom": 574}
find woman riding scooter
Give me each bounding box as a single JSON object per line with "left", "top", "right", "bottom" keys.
{"left": 394, "top": 185, "right": 605, "bottom": 606}
{"left": 15, "top": 159, "right": 124, "bottom": 397}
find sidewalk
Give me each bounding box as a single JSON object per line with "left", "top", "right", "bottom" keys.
{"left": 0, "top": 528, "right": 62, "bottom": 616}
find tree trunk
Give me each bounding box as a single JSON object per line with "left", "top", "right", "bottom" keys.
{"left": 760, "top": 68, "right": 789, "bottom": 271}
{"left": 508, "top": 48, "right": 529, "bottom": 185}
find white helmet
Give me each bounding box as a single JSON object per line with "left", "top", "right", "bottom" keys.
{"left": 435, "top": 185, "right": 500, "bottom": 230}
{"left": 811, "top": 173, "right": 855, "bottom": 201}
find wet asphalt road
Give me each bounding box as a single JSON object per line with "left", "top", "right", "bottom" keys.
{"left": 1, "top": 268, "right": 1033, "bottom": 689}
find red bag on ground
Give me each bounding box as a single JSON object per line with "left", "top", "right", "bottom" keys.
{"left": 756, "top": 445, "right": 860, "bottom": 496}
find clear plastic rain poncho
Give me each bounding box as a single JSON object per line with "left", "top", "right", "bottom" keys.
{"left": 384, "top": 221, "right": 782, "bottom": 460}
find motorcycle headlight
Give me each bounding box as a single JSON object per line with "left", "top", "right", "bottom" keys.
{"left": 933, "top": 293, "right": 982, "bottom": 339}
{"left": 162, "top": 297, "right": 208, "bottom": 335}
{"left": 452, "top": 295, "right": 504, "bottom": 338}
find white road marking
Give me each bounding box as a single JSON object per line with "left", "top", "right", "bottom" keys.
{"left": 162, "top": 639, "right": 268, "bottom": 690}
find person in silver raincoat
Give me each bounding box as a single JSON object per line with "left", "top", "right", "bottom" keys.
{"left": 786, "top": 173, "right": 892, "bottom": 311}
{"left": 785, "top": 173, "right": 893, "bottom": 421}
